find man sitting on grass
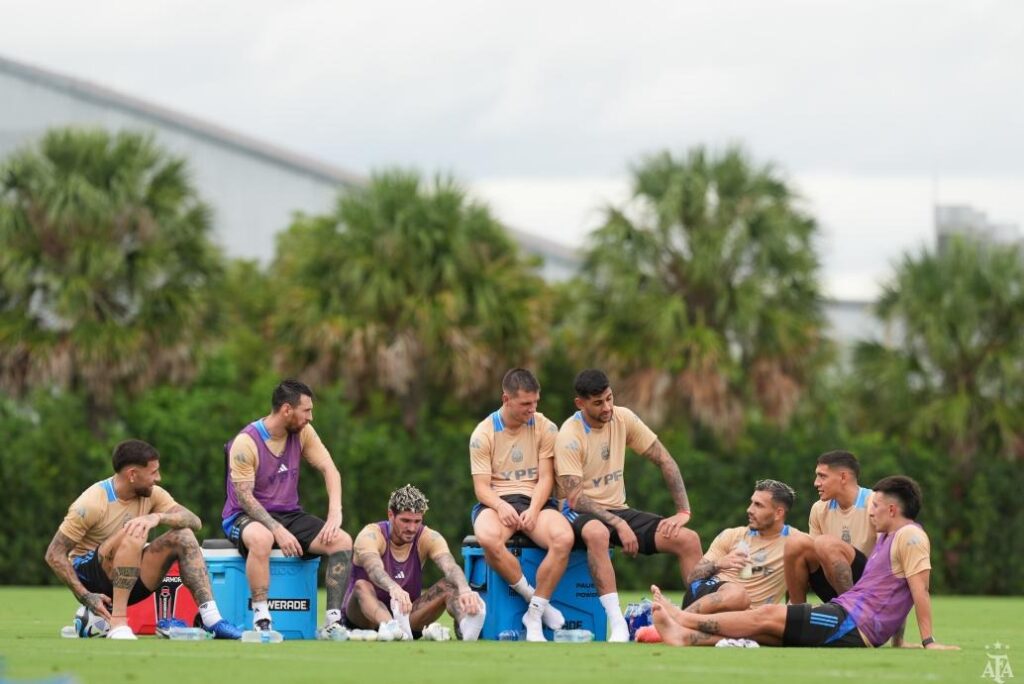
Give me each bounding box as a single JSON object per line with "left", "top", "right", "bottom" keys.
{"left": 651, "top": 475, "right": 958, "bottom": 650}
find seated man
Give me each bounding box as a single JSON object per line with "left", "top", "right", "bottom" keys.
{"left": 784, "top": 450, "right": 875, "bottom": 604}
{"left": 470, "top": 368, "right": 574, "bottom": 641}
{"left": 342, "top": 484, "right": 486, "bottom": 641}
{"left": 44, "top": 439, "right": 241, "bottom": 640}
{"left": 555, "top": 369, "right": 702, "bottom": 641}
{"left": 651, "top": 476, "right": 958, "bottom": 651}
{"left": 222, "top": 379, "right": 353, "bottom": 638}
{"left": 681, "top": 479, "right": 799, "bottom": 615}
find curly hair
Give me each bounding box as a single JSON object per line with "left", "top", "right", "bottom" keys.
{"left": 388, "top": 484, "right": 430, "bottom": 514}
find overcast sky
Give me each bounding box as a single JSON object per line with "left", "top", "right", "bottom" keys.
{"left": 2, "top": 0, "right": 1021, "bottom": 299}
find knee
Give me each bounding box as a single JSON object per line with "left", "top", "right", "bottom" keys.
{"left": 327, "top": 530, "right": 352, "bottom": 553}
{"left": 353, "top": 579, "right": 376, "bottom": 597}
{"left": 723, "top": 585, "right": 751, "bottom": 610}
{"left": 812, "top": 535, "right": 844, "bottom": 562}
{"left": 785, "top": 534, "right": 815, "bottom": 561}
{"left": 548, "top": 529, "right": 574, "bottom": 556}
{"left": 581, "top": 525, "right": 610, "bottom": 550}
{"left": 672, "top": 528, "right": 701, "bottom": 555}
{"left": 246, "top": 528, "right": 274, "bottom": 558}
{"left": 476, "top": 530, "right": 504, "bottom": 554}
{"left": 167, "top": 528, "right": 199, "bottom": 549}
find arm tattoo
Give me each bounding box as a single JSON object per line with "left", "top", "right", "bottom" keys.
{"left": 643, "top": 441, "right": 691, "bottom": 513}
{"left": 156, "top": 505, "right": 201, "bottom": 531}
{"left": 324, "top": 550, "right": 352, "bottom": 612}
{"left": 435, "top": 552, "right": 470, "bottom": 594}
{"left": 45, "top": 531, "right": 91, "bottom": 600}
{"left": 358, "top": 552, "right": 398, "bottom": 592}
{"left": 233, "top": 481, "right": 280, "bottom": 531}
{"left": 687, "top": 558, "right": 717, "bottom": 583}
{"left": 112, "top": 566, "right": 140, "bottom": 590}
{"left": 557, "top": 474, "right": 622, "bottom": 527}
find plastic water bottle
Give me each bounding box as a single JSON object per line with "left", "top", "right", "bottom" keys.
{"left": 241, "top": 629, "right": 285, "bottom": 643}
{"left": 168, "top": 627, "right": 212, "bottom": 641}
{"left": 497, "top": 629, "right": 522, "bottom": 641}
{"left": 634, "top": 599, "right": 653, "bottom": 631}
{"left": 737, "top": 540, "right": 753, "bottom": 579}
{"left": 553, "top": 629, "right": 594, "bottom": 642}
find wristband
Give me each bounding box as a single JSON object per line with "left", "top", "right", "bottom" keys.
{"left": 921, "top": 637, "right": 935, "bottom": 647}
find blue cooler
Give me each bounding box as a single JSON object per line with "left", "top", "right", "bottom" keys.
{"left": 462, "top": 535, "right": 607, "bottom": 641}
{"left": 202, "top": 539, "right": 320, "bottom": 640}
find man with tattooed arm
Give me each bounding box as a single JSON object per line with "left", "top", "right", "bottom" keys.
{"left": 341, "top": 484, "right": 486, "bottom": 641}
{"left": 45, "top": 439, "right": 241, "bottom": 639}
{"left": 555, "top": 369, "right": 702, "bottom": 642}
{"left": 221, "top": 379, "right": 353, "bottom": 639}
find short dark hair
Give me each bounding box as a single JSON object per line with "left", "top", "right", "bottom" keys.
{"left": 502, "top": 368, "right": 540, "bottom": 396}
{"left": 574, "top": 369, "right": 610, "bottom": 399}
{"left": 873, "top": 475, "right": 923, "bottom": 520}
{"left": 272, "top": 379, "right": 314, "bottom": 412}
{"left": 112, "top": 439, "right": 160, "bottom": 472}
{"left": 755, "top": 479, "right": 796, "bottom": 512}
{"left": 817, "top": 450, "right": 861, "bottom": 480}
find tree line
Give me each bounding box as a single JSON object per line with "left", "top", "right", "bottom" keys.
{"left": 1, "top": 128, "right": 1020, "bottom": 593}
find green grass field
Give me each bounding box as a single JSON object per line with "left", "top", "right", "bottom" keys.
{"left": 2, "top": 588, "right": 1019, "bottom": 684}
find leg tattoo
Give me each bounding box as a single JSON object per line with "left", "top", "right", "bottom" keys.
{"left": 112, "top": 566, "right": 139, "bottom": 590}
{"left": 325, "top": 550, "right": 352, "bottom": 611}
{"left": 831, "top": 560, "right": 854, "bottom": 593}
{"left": 177, "top": 539, "right": 214, "bottom": 605}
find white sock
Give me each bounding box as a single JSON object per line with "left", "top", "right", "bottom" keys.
{"left": 198, "top": 601, "right": 224, "bottom": 628}
{"left": 522, "top": 597, "right": 547, "bottom": 642}
{"left": 509, "top": 576, "right": 534, "bottom": 601}
{"left": 325, "top": 608, "right": 341, "bottom": 626}
{"left": 600, "top": 593, "right": 629, "bottom": 642}
{"left": 540, "top": 600, "right": 565, "bottom": 630}
{"left": 390, "top": 599, "right": 413, "bottom": 640}
{"left": 458, "top": 600, "right": 486, "bottom": 641}
{"left": 252, "top": 600, "right": 271, "bottom": 625}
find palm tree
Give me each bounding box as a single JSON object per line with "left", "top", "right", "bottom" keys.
{"left": 0, "top": 127, "right": 222, "bottom": 417}
{"left": 850, "top": 236, "right": 1024, "bottom": 464}
{"left": 271, "top": 169, "right": 548, "bottom": 429}
{"left": 561, "top": 146, "right": 828, "bottom": 436}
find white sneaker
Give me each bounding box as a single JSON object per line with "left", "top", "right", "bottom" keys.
{"left": 715, "top": 638, "right": 760, "bottom": 648}
{"left": 421, "top": 622, "right": 452, "bottom": 641}
{"left": 542, "top": 604, "right": 566, "bottom": 631}
{"left": 522, "top": 612, "right": 547, "bottom": 642}
{"left": 106, "top": 625, "right": 138, "bottom": 640}
{"left": 317, "top": 622, "right": 349, "bottom": 641}
{"left": 378, "top": 619, "right": 405, "bottom": 642}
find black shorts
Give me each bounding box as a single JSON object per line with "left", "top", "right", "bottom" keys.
{"left": 563, "top": 505, "right": 662, "bottom": 555}
{"left": 809, "top": 548, "right": 868, "bottom": 602}
{"left": 226, "top": 510, "right": 325, "bottom": 560}
{"left": 470, "top": 494, "right": 558, "bottom": 525}
{"left": 72, "top": 549, "right": 153, "bottom": 606}
{"left": 782, "top": 603, "right": 867, "bottom": 647}
{"left": 682, "top": 577, "right": 725, "bottom": 608}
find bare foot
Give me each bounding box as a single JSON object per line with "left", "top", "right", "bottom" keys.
{"left": 653, "top": 602, "right": 688, "bottom": 646}
{"left": 650, "top": 584, "right": 684, "bottom": 621}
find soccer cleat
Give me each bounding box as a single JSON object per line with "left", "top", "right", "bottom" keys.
{"left": 156, "top": 618, "right": 189, "bottom": 638}
{"left": 106, "top": 624, "right": 138, "bottom": 640}
{"left": 317, "top": 621, "right": 350, "bottom": 641}
{"left": 205, "top": 619, "right": 243, "bottom": 640}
